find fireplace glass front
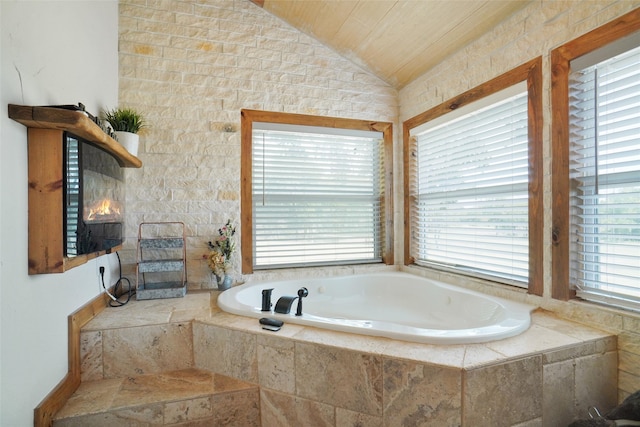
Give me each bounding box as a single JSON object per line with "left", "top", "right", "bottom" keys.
{"left": 64, "top": 132, "right": 124, "bottom": 257}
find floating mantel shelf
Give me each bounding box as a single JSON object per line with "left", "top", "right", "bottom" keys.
{"left": 8, "top": 104, "right": 142, "bottom": 168}
{"left": 8, "top": 104, "right": 142, "bottom": 274}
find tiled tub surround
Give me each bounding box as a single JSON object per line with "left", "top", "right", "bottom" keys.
{"left": 55, "top": 368, "right": 260, "bottom": 426}
{"left": 69, "top": 292, "right": 618, "bottom": 426}
{"left": 56, "top": 293, "right": 261, "bottom": 426}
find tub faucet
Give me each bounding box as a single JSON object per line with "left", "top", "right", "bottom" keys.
{"left": 274, "top": 287, "right": 308, "bottom": 316}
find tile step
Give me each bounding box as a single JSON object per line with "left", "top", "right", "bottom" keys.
{"left": 53, "top": 368, "right": 260, "bottom": 426}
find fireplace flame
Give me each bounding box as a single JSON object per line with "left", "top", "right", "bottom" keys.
{"left": 85, "top": 199, "right": 122, "bottom": 222}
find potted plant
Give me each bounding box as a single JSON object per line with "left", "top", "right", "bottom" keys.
{"left": 102, "top": 107, "right": 146, "bottom": 156}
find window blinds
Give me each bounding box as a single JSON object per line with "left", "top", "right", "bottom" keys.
{"left": 569, "top": 45, "right": 640, "bottom": 309}
{"left": 411, "top": 90, "right": 529, "bottom": 285}
{"left": 252, "top": 125, "right": 384, "bottom": 268}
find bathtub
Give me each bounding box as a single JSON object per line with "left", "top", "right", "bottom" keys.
{"left": 217, "top": 272, "right": 534, "bottom": 344}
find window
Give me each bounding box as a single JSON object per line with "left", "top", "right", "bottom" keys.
{"left": 411, "top": 86, "right": 528, "bottom": 284}
{"left": 552, "top": 9, "right": 640, "bottom": 308}
{"left": 404, "top": 58, "right": 543, "bottom": 294}
{"left": 241, "top": 110, "right": 393, "bottom": 273}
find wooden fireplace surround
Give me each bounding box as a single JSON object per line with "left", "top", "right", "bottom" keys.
{"left": 8, "top": 104, "right": 142, "bottom": 274}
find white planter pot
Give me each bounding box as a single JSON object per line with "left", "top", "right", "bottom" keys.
{"left": 114, "top": 131, "right": 139, "bottom": 157}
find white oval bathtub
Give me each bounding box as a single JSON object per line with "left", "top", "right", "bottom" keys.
{"left": 217, "top": 272, "right": 534, "bottom": 344}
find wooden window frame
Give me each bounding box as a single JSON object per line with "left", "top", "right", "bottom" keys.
{"left": 551, "top": 8, "right": 640, "bottom": 300}
{"left": 240, "top": 109, "right": 394, "bottom": 274}
{"left": 403, "top": 57, "right": 543, "bottom": 295}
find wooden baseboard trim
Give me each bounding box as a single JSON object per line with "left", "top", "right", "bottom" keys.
{"left": 33, "top": 291, "right": 113, "bottom": 427}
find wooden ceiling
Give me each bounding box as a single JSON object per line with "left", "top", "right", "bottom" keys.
{"left": 252, "top": 0, "right": 531, "bottom": 88}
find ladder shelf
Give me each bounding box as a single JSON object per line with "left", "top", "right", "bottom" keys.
{"left": 136, "top": 222, "right": 187, "bottom": 300}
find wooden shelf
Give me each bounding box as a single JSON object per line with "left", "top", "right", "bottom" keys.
{"left": 8, "top": 104, "right": 141, "bottom": 274}
{"left": 9, "top": 104, "right": 142, "bottom": 168}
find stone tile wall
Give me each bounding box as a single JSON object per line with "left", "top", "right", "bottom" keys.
{"left": 117, "top": 0, "right": 640, "bottom": 404}
{"left": 118, "top": 0, "right": 399, "bottom": 288}
{"left": 398, "top": 0, "right": 640, "bottom": 401}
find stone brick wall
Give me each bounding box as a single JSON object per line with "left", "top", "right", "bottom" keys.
{"left": 399, "top": 0, "right": 640, "bottom": 401}
{"left": 118, "top": 0, "right": 640, "bottom": 404}
{"left": 118, "top": 0, "right": 398, "bottom": 286}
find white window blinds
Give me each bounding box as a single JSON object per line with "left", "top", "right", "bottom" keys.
{"left": 410, "top": 87, "right": 529, "bottom": 285}
{"left": 569, "top": 44, "right": 640, "bottom": 310}
{"left": 252, "top": 123, "right": 384, "bottom": 269}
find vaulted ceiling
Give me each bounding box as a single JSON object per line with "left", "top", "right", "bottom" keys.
{"left": 252, "top": 0, "right": 532, "bottom": 88}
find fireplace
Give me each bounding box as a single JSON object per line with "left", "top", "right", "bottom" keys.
{"left": 64, "top": 132, "right": 124, "bottom": 257}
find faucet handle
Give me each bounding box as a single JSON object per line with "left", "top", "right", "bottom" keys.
{"left": 261, "top": 288, "right": 274, "bottom": 311}
{"left": 295, "top": 287, "right": 308, "bottom": 316}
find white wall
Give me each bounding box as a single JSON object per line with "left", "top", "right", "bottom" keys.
{"left": 1, "top": 1, "right": 119, "bottom": 425}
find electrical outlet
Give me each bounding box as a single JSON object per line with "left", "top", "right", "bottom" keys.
{"left": 97, "top": 264, "right": 106, "bottom": 283}
{"left": 97, "top": 265, "right": 106, "bottom": 289}
{"left": 98, "top": 264, "right": 117, "bottom": 301}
